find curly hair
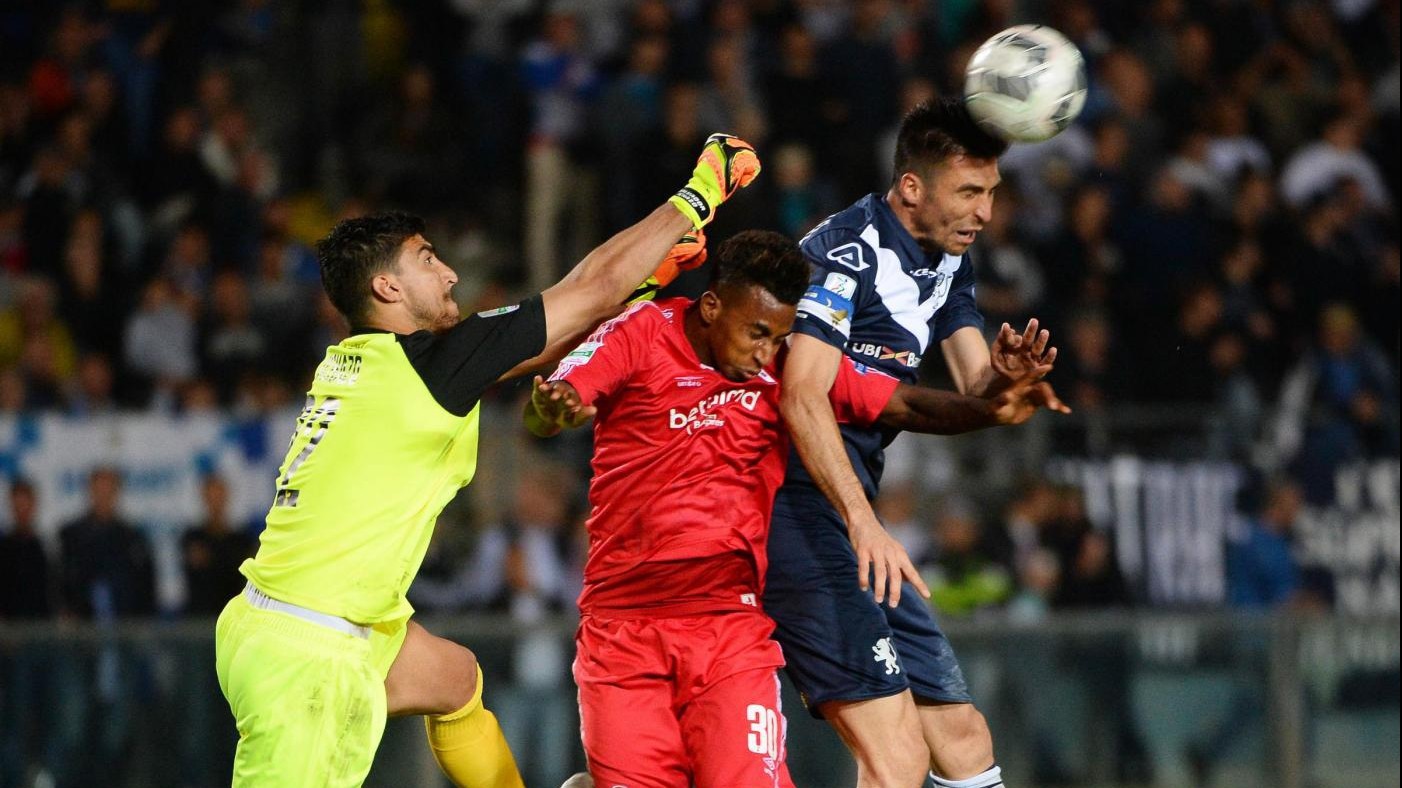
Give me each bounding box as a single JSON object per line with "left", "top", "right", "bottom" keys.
{"left": 315, "top": 211, "right": 425, "bottom": 324}
{"left": 711, "top": 230, "right": 811, "bottom": 305}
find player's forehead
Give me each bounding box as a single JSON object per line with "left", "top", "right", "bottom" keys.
{"left": 929, "top": 153, "right": 1001, "bottom": 190}
{"left": 723, "top": 284, "right": 795, "bottom": 328}
{"left": 393, "top": 233, "right": 436, "bottom": 264}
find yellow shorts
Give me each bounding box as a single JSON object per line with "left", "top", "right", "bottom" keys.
{"left": 214, "top": 592, "right": 409, "bottom": 787}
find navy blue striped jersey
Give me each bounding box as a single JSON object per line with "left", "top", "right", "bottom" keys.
{"left": 786, "top": 193, "right": 984, "bottom": 498}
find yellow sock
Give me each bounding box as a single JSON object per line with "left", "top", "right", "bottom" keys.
{"left": 424, "top": 666, "right": 525, "bottom": 788}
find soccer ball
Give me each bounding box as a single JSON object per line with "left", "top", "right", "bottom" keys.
{"left": 963, "top": 25, "right": 1087, "bottom": 143}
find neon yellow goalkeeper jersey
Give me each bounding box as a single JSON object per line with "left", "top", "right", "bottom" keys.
{"left": 240, "top": 296, "right": 545, "bottom": 624}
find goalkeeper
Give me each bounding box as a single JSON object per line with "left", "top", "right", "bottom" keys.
{"left": 213, "top": 135, "right": 760, "bottom": 788}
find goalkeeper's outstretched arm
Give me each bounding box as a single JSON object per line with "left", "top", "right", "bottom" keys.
{"left": 500, "top": 135, "right": 760, "bottom": 381}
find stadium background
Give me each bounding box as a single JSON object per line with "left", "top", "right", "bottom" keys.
{"left": 0, "top": 0, "right": 1396, "bottom": 786}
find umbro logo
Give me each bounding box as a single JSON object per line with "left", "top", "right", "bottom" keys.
{"left": 827, "top": 242, "right": 870, "bottom": 272}
{"left": 675, "top": 375, "right": 705, "bottom": 388}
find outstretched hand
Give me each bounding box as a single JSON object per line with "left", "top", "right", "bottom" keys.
{"left": 531, "top": 376, "right": 596, "bottom": 431}
{"left": 991, "top": 318, "right": 1057, "bottom": 383}
{"left": 988, "top": 363, "right": 1071, "bottom": 424}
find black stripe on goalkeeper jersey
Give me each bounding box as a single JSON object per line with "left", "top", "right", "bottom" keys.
{"left": 351, "top": 294, "right": 547, "bottom": 417}
{"left": 786, "top": 193, "right": 984, "bottom": 499}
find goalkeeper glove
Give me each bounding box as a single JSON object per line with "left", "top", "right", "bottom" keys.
{"left": 627, "top": 230, "right": 707, "bottom": 304}
{"left": 669, "top": 134, "right": 761, "bottom": 229}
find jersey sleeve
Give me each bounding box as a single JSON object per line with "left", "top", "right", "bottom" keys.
{"left": 548, "top": 301, "right": 656, "bottom": 406}
{"left": 793, "top": 228, "right": 877, "bottom": 348}
{"left": 399, "top": 295, "right": 547, "bottom": 416}
{"left": 828, "top": 356, "right": 898, "bottom": 427}
{"left": 932, "top": 253, "right": 985, "bottom": 342}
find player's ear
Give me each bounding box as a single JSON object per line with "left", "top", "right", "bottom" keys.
{"left": 370, "top": 272, "right": 401, "bottom": 304}
{"left": 697, "top": 291, "right": 722, "bottom": 325}
{"left": 896, "top": 171, "right": 923, "bottom": 205}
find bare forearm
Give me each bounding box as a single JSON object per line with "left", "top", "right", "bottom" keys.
{"left": 546, "top": 204, "right": 691, "bottom": 320}
{"left": 782, "top": 389, "right": 874, "bottom": 522}
{"left": 880, "top": 385, "right": 999, "bottom": 434}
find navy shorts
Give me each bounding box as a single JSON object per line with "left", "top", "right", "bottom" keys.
{"left": 764, "top": 485, "right": 972, "bottom": 717}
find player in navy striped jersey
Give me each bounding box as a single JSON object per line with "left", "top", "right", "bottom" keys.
{"left": 766, "top": 98, "right": 1068, "bottom": 788}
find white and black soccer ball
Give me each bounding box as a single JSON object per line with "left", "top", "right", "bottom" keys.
{"left": 963, "top": 24, "right": 1087, "bottom": 143}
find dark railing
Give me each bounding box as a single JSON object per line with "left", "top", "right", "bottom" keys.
{"left": 1, "top": 612, "right": 1396, "bottom": 788}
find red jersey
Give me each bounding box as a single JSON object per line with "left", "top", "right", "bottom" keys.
{"left": 551, "top": 297, "right": 897, "bottom": 617}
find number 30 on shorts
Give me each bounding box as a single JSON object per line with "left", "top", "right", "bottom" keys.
{"left": 745, "top": 704, "right": 781, "bottom": 759}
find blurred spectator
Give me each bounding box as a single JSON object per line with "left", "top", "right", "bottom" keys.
{"left": 0, "top": 365, "right": 26, "bottom": 414}
{"left": 696, "top": 36, "right": 766, "bottom": 146}
{"left": 819, "top": 0, "right": 901, "bottom": 195}
{"left": 1041, "top": 184, "right": 1122, "bottom": 322}
{"left": 65, "top": 350, "right": 117, "bottom": 417}
{"left": 1225, "top": 479, "right": 1314, "bottom": 609}
{"left": 54, "top": 467, "right": 154, "bottom": 786}
{"left": 1280, "top": 113, "right": 1392, "bottom": 211}
{"left": 58, "top": 468, "right": 154, "bottom": 619}
{"left": 0, "top": 478, "right": 50, "bottom": 620}
{"left": 1045, "top": 488, "right": 1130, "bottom": 610}
{"left": 1204, "top": 95, "right": 1272, "bottom": 180}
{"left": 123, "top": 277, "right": 198, "bottom": 404}
{"left": 1272, "top": 303, "right": 1399, "bottom": 503}
{"left": 764, "top": 24, "right": 834, "bottom": 151}
{"left": 972, "top": 187, "right": 1046, "bottom": 330}
{"left": 0, "top": 478, "right": 55, "bottom": 788}
{"left": 1150, "top": 281, "right": 1225, "bottom": 404}
{"left": 200, "top": 270, "right": 267, "bottom": 403}
{"left": 355, "top": 63, "right": 461, "bottom": 214}
{"left": 1186, "top": 478, "right": 1329, "bottom": 783}
{"left": 874, "top": 481, "right": 931, "bottom": 566}
{"left": 0, "top": 276, "right": 77, "bottom": 406}
{"left": 1052, "top": 308, "right": 1129, "bottom": 415}
{"left": 139, "top": 105, "right": 214, "bottom": 232}
{"left": 595, "top": 34, "right": 670, "bottom": 231}
{"left": 770, "top": 142, "right": 840, "bottom": 239}
{"left": 521, "top": 7, "right": 601, "bottom": 292}
{"left": 181, "top": 475, "right": 256, "bottom": 616}
{"left": 922, "top": 498, "right": 1014, "bottom": 618}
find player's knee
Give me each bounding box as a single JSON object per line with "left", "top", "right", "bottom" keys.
{"left": 856, "top": 724, "right": 928, "bottom": 787}
{"left": 952, "top": 705, "right": 993, "bottom": 755}
{"left": 933, "top": 705, "right": 995, "bottom": 777}
{"left": 440, "top": 640, "right": 478, "bottom": 712}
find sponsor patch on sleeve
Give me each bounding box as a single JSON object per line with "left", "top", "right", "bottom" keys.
{"left": 476, "top": 304, "right": 521, "bottom": 318}
{"left": 796, "top": 284, "right": 854, "bottom": 337}
{"left": 823, "top": 273, "right": 858, "bottom": 300}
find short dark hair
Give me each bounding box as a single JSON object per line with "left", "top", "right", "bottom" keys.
{"left": 711, "top": 230, "right": 811, "bottom": 305}
{"left": 892, "top": 97, "right": 1009, "bottom": 182}
{"left": 316, "top": 212, "right": 426, "bottom": 324}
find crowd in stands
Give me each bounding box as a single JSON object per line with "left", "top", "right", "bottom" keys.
{"left": 0, "top": 0, "right": 1398, "bottom": 631}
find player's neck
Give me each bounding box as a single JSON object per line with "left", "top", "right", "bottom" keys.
{"left": 363, "top": 306, "right": 426, "bottom": 336}
{"left": 683, "top": 305, "right": 715, "bottom": 368}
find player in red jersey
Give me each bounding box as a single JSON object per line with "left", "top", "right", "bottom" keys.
{"left": 526, "top": 231, "right": 1063, "bottom": 788}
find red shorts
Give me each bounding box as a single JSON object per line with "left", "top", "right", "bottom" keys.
{"left": 574, "top": 611, "right": 795, "bottom": 788}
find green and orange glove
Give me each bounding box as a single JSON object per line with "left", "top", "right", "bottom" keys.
{"left": 668, "top": 134, "right": 762, "bottom": 229}
{"left": 627, "top": 229, "right": 707, "bottom": 304}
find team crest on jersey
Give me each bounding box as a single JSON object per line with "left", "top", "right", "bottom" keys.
{"left": 826, "top": 242, "right": 870, "bottom": 272}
